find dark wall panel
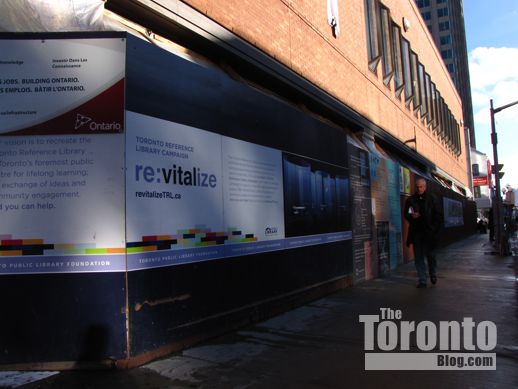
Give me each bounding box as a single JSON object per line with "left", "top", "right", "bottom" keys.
{"left": 125, "top": 37, "right": 348, "bottom": 169}
{"left": 128, "top": 241, "right": 351, "bottom": 354}
{"left": 429, "top": 182, "right": 477, "bottom": 246}
{"left": 0, "top": 273, "right": 127, "bottom": 364}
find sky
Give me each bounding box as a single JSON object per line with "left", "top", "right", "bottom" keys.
{"left": 463, "top": 0, "right": 518, "bottom": 190}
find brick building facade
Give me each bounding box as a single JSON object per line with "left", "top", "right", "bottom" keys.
{"left": 169, "top": 0, "right": 468, "bottom": 187}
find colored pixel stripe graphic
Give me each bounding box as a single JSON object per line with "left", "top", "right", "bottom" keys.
{"left": 127, "top": 231, "right": 353, "bottom": 271}
{"left": 0, "top": 225, "right": 257, "bottom": 256}
{"left": 0, "top": 235, "right": 125, "bottom": 257}
{"left": 126, "top": 225, "right": 257, "bottom": 253}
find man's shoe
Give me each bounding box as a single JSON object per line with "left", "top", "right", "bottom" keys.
{"left": 416, "top": 282, "right": 427, "bottom": 288}
{"left": 431, "top": 276, "right": 437, "bottom": 285}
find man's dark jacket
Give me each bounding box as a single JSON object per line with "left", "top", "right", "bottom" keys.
{"left": 404, "top": 191, "right": 443, "bottom": 247}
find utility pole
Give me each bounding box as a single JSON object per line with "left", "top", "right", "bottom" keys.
{"left": 490, "top": 98, "right": 518, "bottom": 255}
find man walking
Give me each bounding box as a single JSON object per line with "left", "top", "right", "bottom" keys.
{"left": 404, "top": 178, "right": 443, "bottom": 288}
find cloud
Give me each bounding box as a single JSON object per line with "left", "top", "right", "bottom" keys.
{"left": 469, "top": 47, "right": 518, "bottom": 129}
{"left": 469, "top": 47, "right": 518, "bottom": 187}
{"left": 469, "top": 47, "right": 518, "bottom": 90}
{"left": 469, "top": 47, "right": 518, "bottom": 114}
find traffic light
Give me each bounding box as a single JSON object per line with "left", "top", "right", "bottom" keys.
{"left": 492, "top": 164, "right": 504, "bottom": 179}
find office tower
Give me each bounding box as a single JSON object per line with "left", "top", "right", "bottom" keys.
{"left": 416, "top": 0, "right": 475, "bottom": 147}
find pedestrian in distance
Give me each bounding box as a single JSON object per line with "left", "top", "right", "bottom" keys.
{"left": 404, "top": 178, "right": 443, "bottom": 288}
{"left": 504, "top": 184, "right": 515, "bottom": 207}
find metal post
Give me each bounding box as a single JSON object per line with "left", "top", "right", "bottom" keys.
{"left": 490, "top": 98, "right": 518, "bottom": 255}
{"left": 465, "top": 127, "right": 473, "bottom": 197}
{"left": 490, "top": 99, "right": 503, "bottom": 254}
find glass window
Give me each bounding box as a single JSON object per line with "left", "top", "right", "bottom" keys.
{"left": 439, "top": 96, "right": 446, "bottom": 140}
{"left": 442, "top": 102, "right": 448, "bottom": 142}
{"left": 435, "top": 90, "right": 442, "bottom": 134}
{"left": 456, "top": 122, "right": 462, "bottom": 155}
{"left": 411, "top": 52, "right": 421, "bottom": 112}
{"left": 446, "top": 110, "right": 452, "bottom": 146}
{"left": 437, "top": 0, "right": 447, "bottom": 4}
{"left": 425, "top": 73, "right": 432, "bottom": 125}
{"left": 447, "top": 110, "right": 453, "bottom": 147}
{"left": 440, "top": 35, "right": 452, "bottom": 45}
{"left": 417, "top": 0, "right": 430, "bottom": 6}
{"left": 449, "top": 116, "right": 455, "bottom": 151}
{"left": 441, "top": 49, "right": 453, "bottom": 59}
{"left": 447, "top": 63, "right": 455, "bottom": 72}
{"left": 439, "top": 21, "right": 450, "bottom": 31}
{"left": 453, "top": 121, "right": 459, "bottom": 153}
{"left": 452, "top": 121, "right": 457, "bottom": 152}
{"left": 452, "top": 115, "right": 458, "bottom": 150}
{"left": 452, "top": 115, "right": 457, "bottom": 149}
{"left": 437, "top": 7, "right": 449, "bottom": 17}
{"left": 392, "top": 23, "right": 404, "bottom": 96}
{"left": 418, "top": 63, "right": 427, "bottom": 118}
{"left": 422, "top": 11, "right": 431, "bottom": 21}
{"left": 472, "top": 164, "right": 480, "bottom": 177}
{"left": 366, "top": 0, "right": 381, "bottom": 71}
{"left": 401, "top": 38, "right": 413, "bottom": 103}
{"left": 474, "top": 186, "right": 481, "bottom": 198}
{"left": 380, "top": 5, "right": 394, "bottom": 84}
{"left": 450, "top": 113, "right": 455, "bottom": 149}
{"left": 431, "top": 82, "right": 438, "bottom": 130}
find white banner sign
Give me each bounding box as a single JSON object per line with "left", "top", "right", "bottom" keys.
{"left": 125, "top": 111, "right": 285, "bottom": 248}
{"left": 0, "top": 35, "right": 126, "bottom": 274}
{"left": 0, "top": 35, "right": 125, "bottom": 135}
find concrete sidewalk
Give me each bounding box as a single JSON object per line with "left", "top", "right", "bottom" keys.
{"left": 3, "top": 234, "right": 518, "bottom": 389}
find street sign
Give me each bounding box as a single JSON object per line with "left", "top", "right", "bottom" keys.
{"left": 473, "top": 176, "right": 489, "bottom": 186}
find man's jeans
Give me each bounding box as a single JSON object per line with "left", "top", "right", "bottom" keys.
{"left": 413, "top": 231, "right": 437, "bottom": 284}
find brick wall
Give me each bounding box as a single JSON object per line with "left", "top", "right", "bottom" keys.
{"left": 181, "top": 0, "right": 468, "bottom": 186}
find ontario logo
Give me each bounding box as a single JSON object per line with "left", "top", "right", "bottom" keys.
{"left": 75, "top": 114, "right": 91, "bottom": 129}
{"left": 75, "top": 113, "right": 122, "bottom": 132}
{"left": 359, "top": 308, "right": 497, "bottom": 370}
